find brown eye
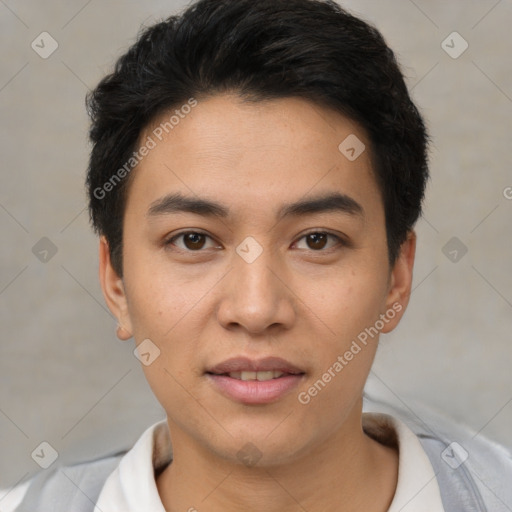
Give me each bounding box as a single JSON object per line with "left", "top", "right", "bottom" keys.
{"left": 166, "top": 231, "right": 218, "bottom": 251}
{"left": 183, "top": 233, "right": 206, "bottom": 250}
{"left": 294, "top": 231, "right": 343, "bottom": 251}
{"left": 306, "top": 233, "right": 328, "bottom": 250}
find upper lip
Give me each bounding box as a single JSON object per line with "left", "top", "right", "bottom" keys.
{"left": 207, "top": 357, "right": 305, "bottom": 375}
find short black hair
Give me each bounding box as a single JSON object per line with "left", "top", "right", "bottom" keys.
{"left": 86, "top": 0, "right": 429, "bottom": 276}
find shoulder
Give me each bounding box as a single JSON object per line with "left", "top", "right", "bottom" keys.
{"left": 364, "top": 392, "right": 512, "bottom": 511}
{"left": 3, "top": 450, "right": 126, "bottom": 512}
{"left": 0, "top": 480, "right": 32, "bottom": 512}
{"left": 6, "top": 420, "right": 167, "bottom": 512}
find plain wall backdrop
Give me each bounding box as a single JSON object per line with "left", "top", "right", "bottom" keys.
{"left": 0, "top": 0, "right": 511, "bottom": 489}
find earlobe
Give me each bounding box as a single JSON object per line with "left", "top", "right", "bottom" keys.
{"left": 98, "top": 237, "right": 133, "bottom": 340}
{"left": 380, "top": 230, "right": 416, "bottom": 334}
{"left": 116, "top": 324, "right": 133, "bottom": 341}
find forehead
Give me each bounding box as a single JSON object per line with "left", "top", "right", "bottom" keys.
{"left": 125, "top": 94, "right": 382, "bottom": 224}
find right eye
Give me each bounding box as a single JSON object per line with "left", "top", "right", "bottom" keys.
{"left": 165, "top": 231, "right": 221, "bottom": 252}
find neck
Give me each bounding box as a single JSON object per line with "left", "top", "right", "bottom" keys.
{"left": 156, "top": 400, "right": 398, "bottom": 512}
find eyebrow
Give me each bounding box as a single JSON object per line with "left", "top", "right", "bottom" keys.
{"left": 147, "top": 191, "right": 364, "bottom": 221}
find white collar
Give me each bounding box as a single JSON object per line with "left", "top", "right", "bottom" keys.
{"left": 364, "top": 413, "right": 445, "bottom": 512}
{"left": 95, "top": 413, "right": 445, "bottom": 511}
{"left": 94, "top": 420, "right": 170, "bottom": 512}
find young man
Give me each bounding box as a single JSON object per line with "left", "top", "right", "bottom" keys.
{"left": 5, "top": 0, "right": 512, "bottom": 510}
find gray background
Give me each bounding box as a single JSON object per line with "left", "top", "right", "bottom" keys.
{"left": 1, "top": 0, "right": 511, "bottom": 490}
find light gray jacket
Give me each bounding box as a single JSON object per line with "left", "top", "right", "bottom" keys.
{"left": 14, "top": 394, "right": 512, "bottom": 511}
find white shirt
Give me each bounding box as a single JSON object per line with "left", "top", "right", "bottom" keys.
{"left": 0, "top": 413, "right": 445, "bottom": 511}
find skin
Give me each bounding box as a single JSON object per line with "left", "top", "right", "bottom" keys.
{"left": 99, "top": 94, "right": 416, "bottom": 512}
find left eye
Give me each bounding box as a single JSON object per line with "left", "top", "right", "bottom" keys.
{"left": 294, "top": 232, "right": 342, "bottom": 251}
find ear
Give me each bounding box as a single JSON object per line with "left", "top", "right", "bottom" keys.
{"left": 380, "top": 230, "right": 416, "bottom": 334}
{"left": 98, "top": 236, "right": 133, "bottom": 340}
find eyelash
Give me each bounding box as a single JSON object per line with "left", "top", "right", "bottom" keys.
{"left": 164, "top": 230, "right": 346, "bottom": 253}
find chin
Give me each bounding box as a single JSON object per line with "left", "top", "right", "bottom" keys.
{"left": 212, "top": 422, "right": 316, "bottom": 468}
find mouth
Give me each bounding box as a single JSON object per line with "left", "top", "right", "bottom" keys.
{"left": 205, "top": 357, "right": 306, "bottom": 404}
{"left": 216, "top": 370, "right": 289, "bottom": 381}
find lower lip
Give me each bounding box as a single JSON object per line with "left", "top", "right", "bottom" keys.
{"left": 207, "top": 374, "right": 304, "bottom": 404}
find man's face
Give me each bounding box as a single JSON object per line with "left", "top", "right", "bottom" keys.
{"left": 101, "top": 94, "right": 413, "bottom": 465}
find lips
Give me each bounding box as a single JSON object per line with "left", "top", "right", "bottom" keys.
{"left": 207, "top": 356, "right": 305, "bottom": 375}
{"left": 206, "top": 357, "right": 305, "bottom": 404}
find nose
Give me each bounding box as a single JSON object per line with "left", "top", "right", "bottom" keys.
{"left": 216, "top": 247, "right": 296, "bottom": 335}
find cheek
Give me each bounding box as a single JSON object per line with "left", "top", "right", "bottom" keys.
{"left": 128, "top": 280, "right": 203, "bottom": 414}
{"left": 123, "top": 261, "right": 212, "bottom": 372}
{"left": 301, "top": 263, "right": 389, "bottom": 345}
{"left": 294, "top": 271, "right": 388, "bottom": 424}
{"left": 123, "top": 258, "right": 206, "bottom": 341}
